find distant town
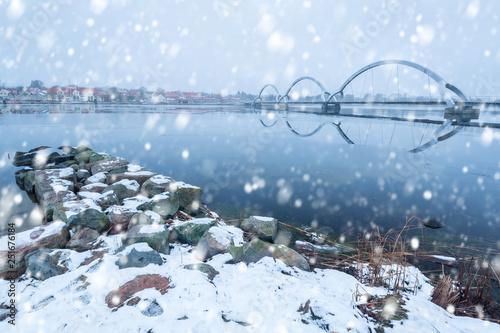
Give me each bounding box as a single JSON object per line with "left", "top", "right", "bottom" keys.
{"left": 0, "top": 80, "right": 256, "bottom": 105}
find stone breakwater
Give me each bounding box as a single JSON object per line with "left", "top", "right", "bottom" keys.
{"left": 1, "top": 145, "right": 311, "bottom": 282}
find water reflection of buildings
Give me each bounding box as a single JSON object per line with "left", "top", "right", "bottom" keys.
{"left": 254, "top": 107, "right": 500, "bottom": 153}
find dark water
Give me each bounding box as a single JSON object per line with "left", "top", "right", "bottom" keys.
{"left": 1, "top": 103, "right": 499, "bottom": 248}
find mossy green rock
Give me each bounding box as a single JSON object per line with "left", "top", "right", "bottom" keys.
{"left": 121, "top": 225, "right": 170, "bottom": 254}
{"left": 240, "top": 216, "right": 278, "bottom": 242}
{"left": 174, "top": 182, "right": 203, "bottom": 213}
{"left": 240, "top": 239, "right": 310, "bottom": 271}
{"left": 67, "top": 209, "right": 110, "bottom": 233}
{"left": 228, "top": 245, "right": 243, "bottom": 262}
{"left": 183, "top": 263, "right": 219, "bottom": 280}
{"left": 172, "top": 218, "right": 217, "bottom": 244}
{"left": 141, "top": 175, "right": 176, "bottom": 197}
{"left": 75, "top": 150, "right": 93, "bottom": 164}
{"left": 137, "top": 192, "right": 179, "bottom": 218}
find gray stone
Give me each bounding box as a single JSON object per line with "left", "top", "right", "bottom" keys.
{"left": 88, "top": 157, "right": 129, "bottom": 175}
{"left": 138, "top": 192, "right": 180, "bottom": 218}
{"left": 127, "top": 211, "right": 163, "bottom": 231}
{"left": 184, "top": 263, "right": 219, "bottom": 280}
{"left": 41, "top": 190, "right": 78, "bottom": 221}
{"left": 173, "top": 182, "right": 203, "bottom": 213}
{"left": 66, "top": 227, "right": 101, "bottom": 252}
{"left": 102, "top": 179, "right": 140, "bottom": 203}
{"left": 172, "top": 218, "right": 217, "bottom": 244}
{"left": 13, "top": 151, "right": 37, "bottom": 167}
{"left": 84, "top": 173, "right": 107, "bottom": 185}
{"left": 25, "top": 249, "right": 67, "bottom": 280}
{"left": 240, "top": 216, "right": 278, "bottom": 242}
{"left": 80, "top": 182, "right": 107, "bottom": 193}
{"left": 115, "top": 247, "right": 163, "bottom": 269}
{"left": 75, "top": 150, "right": 93, "bottom": 164}
{"left": 141, "top": 175, "right": 176, "bottom": 197}
{"left": 15, "top": 168, "right": 31, "bottom": 190}
{"left": 195, "top": 225, "right": 244, "bottom": 260}
{"left": 67, "top": 209, "right": 110, "bottom": 233}
{"left": 106, "top": 207, "right": 138, "bottom": 234}
{"left": 54, "top": 154, "right": 75, "bottom": 165}
{"left": 0, "top": 222, "right": 70, "bottom": 279}
{"left": 121, "top": 224, "right": 170, "bottom": 254}
{"left": 76, "top": 169, "right": 91, "bottom": 181}
{"left": 140, "top": 299, "right": 164, "bottom": 317}
{"left": 106, "top": 170, "right": 156, "bottom": 186}
{"left": 238, "top": 239, "right": 310, "bottom": 271}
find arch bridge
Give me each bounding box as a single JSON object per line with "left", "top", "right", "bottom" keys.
{"left": 254, "top": 60, "right": 477, "bottom": 120}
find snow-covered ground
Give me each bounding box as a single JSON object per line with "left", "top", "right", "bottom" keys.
{"left": 1, "top": 239, "right": 498, "bottom": 333}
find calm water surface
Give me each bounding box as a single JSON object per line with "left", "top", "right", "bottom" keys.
{"left": 1, "top": 104, "right": 499, "bottom": 249}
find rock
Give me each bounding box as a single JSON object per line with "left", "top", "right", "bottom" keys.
{"left": 184, "top": 263, "right": 219, "bottom": 280}
{"left": 240, "top": 216, "right": 278, "bottom": 242}
{"left": 75, "top": 150, "right": 93, "bottom": 164}
{"left": 78, "top": 191, "right": 120, "bottom": 210}
{"left": 80, "top": 182, "right": 107, "bottom": 193}
{"left": 58, "top": 145, "right": 76, "bottom": 154}
{"left": 0, "top": 221, "right": 70, "bottom": 279}
{"left": 47, "top": 152, "right": 61, "bottom": 164}
{"left": 22, "top": 170, "right": 36, "bottom": 194}
{"left": 84, "top": 172, "right": 107, "bottom": 185}
{"left": 76, "top": 169, "right": 91, "bottom": 181}
{"left": 127, "top": 211, "right": 163, "bottom": 231}
{"left": 13, "top": 151, "right": 37, "bottom": 167}
{"left": 115, "top": 245, "right": 163, "bottom": 269}
{"left": 121, "top": 224, "right": 170, "bottom": 254}
{"left": 66, "top": 227, "right": 101, "bottom": 252}
{"left": 25, "top": 249, "right": 68, "bottom": 280}
{"left": 33, "top": 168, "right": 76, "bottom": 201}
{"left": 67, "top": 209, "right": 110, "bottom": 233}
{"left": 106, "top": 170, "right": 156, "bottom": 186}
{"left": 15, "top": 168, "right": 32, "bottom": 190}
{"left": 172, "top": 182, "right": 203, "bottom": 213}
{"left": 105, "top": 206, "right": 138, "bottom": 234}
{"left": 88, "top": 157, "right": 129, "bottom": 175}
{"left": 74, "top": 145, "right": 92, "bottom": 154}
{"left": 141, "top": 175, "right": 176, "bottom": 197}
{"left": 54, "top": 154, "right": 75, "bottom": 165}
{"left": 105, "top": 274, "right": 172, "bottom": 309}
{"left": 195, "top": 225, "right": 244, "bottom": 260}
{"left": 171, "top": 218, "right": 217, "bottom": 245}
{"left": 228, "top": 245, "right": 243, "bottom": 262}
{"left": 62, "top": 199, "right": 102, "bottom": 222}
{"left": 28, "top": 145, "right": 51, "bottom": 153}
{"left": 102, "top": 179, "right": 140, "bottom": 203}
{"left": 137, "top": 192, "right": 180, "bottom": 218}
{"left": 41, "top": 190, "right": 78, "bottom": 221}
{"left": 237, "top": 239, "right": 310, "bottom": 271}
{"left": 421, "top": 218, "right": 444, "bottom": 229}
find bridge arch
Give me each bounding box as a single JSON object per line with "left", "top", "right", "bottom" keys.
{"left": 253, "top": 84, "right": 281, "bottom": 104}
{"left": 279, "top": 76, "right": 330, "bottom": 103}
{"left": 326, "top": 60, "right": 469, "bottom": 107}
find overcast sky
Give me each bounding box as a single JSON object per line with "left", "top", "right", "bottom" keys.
{"left": 0, "top": 0, "right": 498, "bottom": 96}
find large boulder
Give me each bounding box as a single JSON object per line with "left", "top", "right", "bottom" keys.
{"left": 33, "top": 168, "right": 76, "bottom": 202}
{"left": 115, "top": 244, "right": 163, "bottom": 269}
{"left": 67, "top": 209, "right": 110, "bottom": 233}
{"left": 137, "top": 192, "right": 179, "bottom": 218}
{"left": 88, "top": 156, "right": 129, "bottom": 175}
{"left": 0, "top": 222, "right": 70, "bottom": 279}
{"left": 234, "top": 239, "right": 310, "bottom": 271}
{"left": 84, "top": 172, "right": 107, "bottom": 185}
{"left": 80, "top": 182, "right": 107, "bottom": 193}
{"left": 78, "top": 191, "right": 120, "bottom": 210}
{"left": 171, "top": 218, "right": 217, "bottom": 245}
{"left": 121, "top": 224, "right": 170, "bottom": 254}
{"left": 66, "top": 227, "right": 101, "bottom": 252}
{"left": 105, "top": 206, "right": 139, "bottom": 234}
{"left": 195, "top": 225, "right": 244, "bottom": 260}
{"left": 75, "top": 150, "right": 93, "bottom": 164}
{"left": 12, "top": 151, "right": 37, "bottom": 167}
{"left": 141, "top": 175, "right": 176, "bottom": 197}
{"left": 102, "top": 179, "right": 140, "bottom": 203}
{"left": 240, "top": 216, "right": 278, "bottom": 242}
{"left": 127, "top": 211, "right": 163, "bottom": 231}
{"left": 41, "top": 190, "right": 78, "bottom": 221}
{"left": 172, "top": 182, "right": 202, "bottom": 213}
{"left": 106, "top": 164, "right": 156, "bottom": 186}
{"left": 25, "top": 249, "right": 68, "bottom": 280}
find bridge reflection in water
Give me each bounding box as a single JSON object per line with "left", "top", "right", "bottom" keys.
{"left": 253, "top": 105, "right": 500, "bottom": 153}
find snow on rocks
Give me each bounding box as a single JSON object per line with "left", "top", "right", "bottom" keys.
{"left": 121, "top": 224, "right": 170, "bottom": 254}
{"left": 0, "top": 221, "right": 70, "bottom": 279}
{"left": 141, "top": 175, "right": 176, "bottom": 197}
{"left": 171, "top": 218, "right": 218, "bottom": 245}
{"left": 195, "top": 225, "right": 244, "bottom": 260}
{"left": 240, "top": 215, "right": 278, "bottom": 242}
{"left": 102, "top": 179, "right": 141, "bottom": 203}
